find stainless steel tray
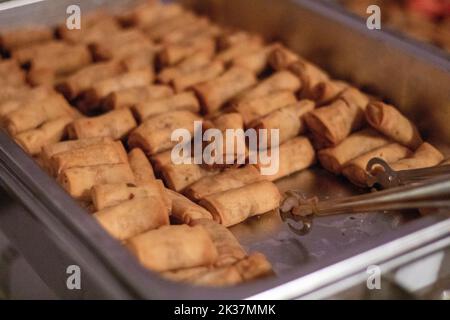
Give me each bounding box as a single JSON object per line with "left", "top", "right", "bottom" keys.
{"left": 0, "top": 0, "right": 449, "bottom": 299}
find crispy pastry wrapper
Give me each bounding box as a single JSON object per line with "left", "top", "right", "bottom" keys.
{"left": 128, "top": 110, "right": 201, "bottom": 155}
{"left": 58, "top": 163, "right": 136, "bottom": 200}
{"left": 252, "top": 100, "right": 315, "bottom": 147}
{"left": 318, "top": 128, "right": 391, "bottom": 175}
{"left": 215, "top": 39, "right": 263, "bottom": 64}
{"left": 120, "top": 1, "right": 181, "bottom": 27}
{"left": 159, "top": 35, "right": 216, "bottom": 66}
{"left": 160, "top": 162, "right": 218, "bottom": 192}
{"left": 103, "top": 85, "right": 173, "bottom": 110}
{"left": 94, "top": 197, "right": 170, "bottom": 241}
{"left": 342, "top": 143, "right": 413, "bottom": 187}
{"left": 91, "top": 179, "right": 170, "bottom": 212}
{"left": 0, "top": 59, "right": 26, "bottom": 86}
{"left": 0, "top": 86, "right": 54, "bottom": 120}
{"left": 184, "top": 165, "right": 263, "bottom": 201}
{"left": 365, "top": 101, "right": 423, "bottom": 150}
{"left": 233, "top": 90, "right": 298, "bottom": 127}
{"left": 171, "top": 61, "right": 225, "bottom": 93}
{"left": 289, "top": 60, "right": 328, "bottom": 95}
{"left": 133, "top": 92, "right": 200, "bottom": 122}
{"left": 68, "top": 108, "right": 137, "bottom": 140}
{"left": 309, "top": 80, "right": 349, "bottom": 105}
{"left": 166, "top": 189, "right": 213, "bottom": 224}
{"left": 194, "top": 67, "right": 257, "bottom": 114}
{"left": 199, "top": 180, "right": 281, "bottom": 227}
{"left": 0, "top": 26, "right": 53, "bottom": 51}
{"left": 191, "top": 219, "right": 247, "bottom": 267}
{"left": 128, "top": 148, "right": 155, "bottom": 184}
{"left": 126, "top": 225, "right": 218, "bottom": 272}
{"left": 268, "top": 46, "right": 300, "bottom": 70}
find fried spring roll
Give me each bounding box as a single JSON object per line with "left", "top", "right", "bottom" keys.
{"left": 233, "top": 252, "right": 273, "bottom": 282}
{"left": 68, "top": 108, "right": 137, "bottom": 140}
{"left": 49, "top": 141, "right": 128, "bottom": 176}
{"left": 289, "top": 60, "right": 330, "bottom": 97}
{"left": 127, "top": 225, "right": 218, "bottom": 272}
{"left": 305, "top": 89, "right": 369, "bottom": 147}
{"left": 215, "top": 40, "right": 263, "bottom": 64}
{"left": 159, "top": 35, "right": 216, "bottom": 66}
{"left": 365, "top": 102, "right": 423, "bottom": 150}
{"left": 56, "top": 61, "right": 125, "bottom": 99}
{"left": 342, "top": 143, "right": 413, "bottom": 187}
{"left": 150, "top": 149, "right": 173, "bottom": 172}
{"left": 11, "top": 40, "right": 67, "bottom": 65}
{"left": 128, "top": 148, "right": 155, "bottom": 184}
{"left": 259, "top": 136, "right": 316, "bottom": 181}
{"left": 0, "top": 85, "right": 30, "bottom": 104}
{"left": 103, "top": 85, "right": 173, "bottom": 110}
{"left": 252, "top": 100, "right": 315, "bottom": 147}
{"left": 94, "top": 197, "right": 169, "bottom": 241}
{"left": 133, "top": 92, "right": 200, "bottom": 122}
{"left": 160, "top": 17, "right": 212, "bottom": 44}
{"left": 157, "top": 50, "right": 214, "bottom": 84}
{"left": 119, "top": 46, "right": 158, "bottom": 71}
{"left": 0, "top": 60, "right": 26, "bottom": 86}
{"left": 185, "top": 165, "right": 263, "bottom": 201}
{"left": 121, "top": 2, "right": 182, "bottom": 27}
{"left": 238, "top": 71, "right": 301, "bottom": 102}
{"left": 217, "top": 31, "right": 263, "bottom": 50}
{"left": 191, "top": 219, "right": 247, "bottom": 267}
{"left": 171, "top": 61, "right": 224, "bottom": 92}
{"left": 232, "top": 44, "right": 278, "bottom": 75}
{"left": 199, "top": 180, "right": 281, "bottom": 227}
{"left": 318, "top": 129, "right": 391, "bottom": 174}
{"left": 233, "top": 91, "right": 297, "bottom": 126}
{"left": 14, "top": 116, "right": 73, "bottom": 156}
{"left": 143, "top": 11, "right": 196, "bottom": 41}
{"left": 0, "top": 26, "right": 53, "bottom": 50}
{"left": 376, "top": 142, "right": 444, "bottom": 172}
{"left": 166, "top": 189, "right": 213, "bottom": 224}
{"left": 194, "top": 67, "right": 257, "bottom": 114}
{"left": 81, "top": 69, "right": 154, "bottom": 109}
{"left": 268, "top": 46, "right": 300, "bottom": 70}
{"left": 160, "top": 162, "right": 218, "bottom": 192}
{"left": 4, "top": 94, "right": 74, "bottom": 135}
{"left": 91, "top": 180, "right": 169, "bottom": 211}
{"left": 0, "top": 86, "right": 52, "bottom": 119}
{"left": 59, "top": 163, "right": 136, "bottom": 200}
{"left": 128, "top": 110, "right": 201, "bottom": 155}
{"left": 310, "top": 80, "right": 349, "bottom": 105}
{"left": 31, "top": 44, "right": 92, "bottom": 76}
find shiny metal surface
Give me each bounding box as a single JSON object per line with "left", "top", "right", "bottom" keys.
{"left": 0, "top": 0, "right": 449, "bottom": 299}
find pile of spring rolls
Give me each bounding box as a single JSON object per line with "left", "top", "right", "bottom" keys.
{"left": 0, "top": 0, "right": 447, "bottom": 286}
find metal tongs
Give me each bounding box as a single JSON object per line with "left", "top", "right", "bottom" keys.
{"left": 280, "top": 158, "right": 450, "bottom": 235}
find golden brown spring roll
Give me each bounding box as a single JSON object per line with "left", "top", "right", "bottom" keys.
{"left": 0, "top": 59, "right": 26, "bottom": 86}
{"left": 191, "top": 219, "right": 247, "bottom": 267}
{"left": 31, "top": 44, "right": 92, "bottom": 76}
{"left": 143, "top": 11, "right": 197, "bottom": 41}
{"left": 310, "top": 80, "right": 349, "bottom": 105}
{"left": 26, "top": 68, "right": 58, "bottom": 86}
{"left": 4, "top": 93, "right": 74, "bottom": 135}
{"left": 94, "top": 197, "right": 169, "bottom": 241}
{"left": 215, "top": 40, "right": 263, "bottom": 64}
{"left": 184, "top": 165, "right": 263, "bottom": 201}
{"left": 56, "top": 61, "right": 125, "bottom": 100}
{"left": 0, "top": 85, "right": 30, "bottom": 104}
{"left": 268, "top": 46, "right": 300, "bottom": 70}
{"left": 233, "top": 90, "right": 297, "bottom": 127}
{"left": 48, "top": 141, "right": 128, "bottom": 176}
{"left": 157, "top": 50, "right": 214, "bottom": 84}
{"left": 342, "top": 143, "right": 413, "bottom": 187}
{"left": 0, "top": 26, "right": 53, "bottom": 51}
{"left": 121, "top": 2, "right": 181, "bottom": 27}
{"left": 0, "top": 86, "right": 52, "bottom": 119}
{"left": 91, "top": 180, "right": 169, "bottom": 211}
{"left": 14, "top": 116, "right": 73, "bottom": 156}
{"left": 127, "top": 224, "right": 218, "bottom": 272}
{"left": 375, "top": 142, "right": 444, "bottom": 172}
{"left": 128, "top": 110, "right": 201, "bottom": 155}
{"left": 81, "top": 69, "right": 154, "bottom": 109}
{"left": 217, "top": 31, "right": 263, "bottom": 50}
{"left": 232, "top": 44, "right": 278, "bottom": 75}
{"left": 160, "top": 162, "right": 218, "bottom": 192}
{"left": 166, "top": 189, "right": 213, "bottom": 224}
{"left": 58, "top": 163, "right": 135, "bottom": 200}
{"left": 160, "top": 16, "right": 213, "bottom": 44}
{"left": 194, "top": 67, "right": 257, "bottom": 114}
{"left": 102, "top": 85, "right": 173, "bottom": 110}
{"left": 199, "top": 180, "right": 281, "bottom": 227}
{"left": 318, "top": 129, "right": 391, "bottom": 174}
{"left": 128, "top": 148, "right": 155, "bottom": 184}
{"left": 159, "top": 35, "right": 216, "bottom": 66}
{"left": 289, "top": 60, "right": 330, "bottom": 97}
{"left": 365, "top": 101, "right": 423, "bottom": 150}
{"left": 68, "top": 108, "right": 137, "bottom": 140}
{"left": 259, "top": 136, "right": 316, "bottom": 181}
{"left": 133, "top": 92, "right": 200, "bottom": 122}
{"left": 150, "top": 149, "right": 174, "bottom": 172}
{"left": 304, "top": 91, "right": 368, "bottom": 147}
{"left": 171, "top": 61, "right": 225, "bottom": 92}
{"left": 252, "top": 100, "right": 315, "bottom": 147}
{"left": 11, "top": 41, "right": 66, "bottom": 65}
{"left": 238, "top": 71, "right": 302, "bottom": 102}
{"left": 233, "top": 252, "right": 273, "bottom": 282}
{"left": 40, "top": 137, "right": 114, "bottom": 168}
{"left": 119, "top": 46, "right": 158, "bottom": 71}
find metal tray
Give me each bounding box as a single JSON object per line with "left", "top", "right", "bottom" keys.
{"left": 0, "top": 0, "right": 449, "bottom": 299}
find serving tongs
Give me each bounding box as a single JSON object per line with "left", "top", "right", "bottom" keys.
{"left": 280, "top": 159, "right": 450, "bottom": 235}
